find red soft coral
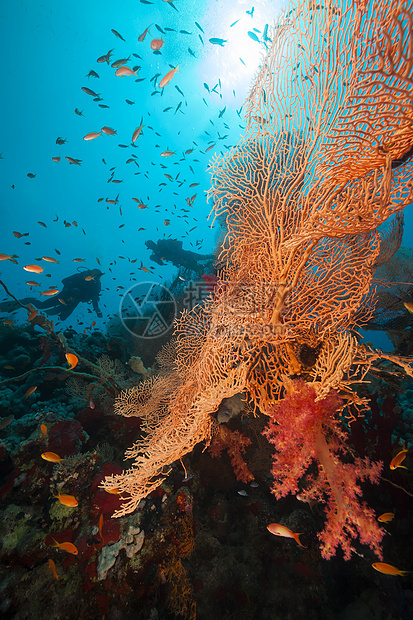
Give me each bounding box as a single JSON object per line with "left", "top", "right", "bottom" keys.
{"left": 209, "top": 426, "right": 254, "bottom": 484}
{"left": 263, "top": 379, "right": 384, "bottom": 560}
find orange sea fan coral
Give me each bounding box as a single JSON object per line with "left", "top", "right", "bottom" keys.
{"left": 103, "top": 0, "right": 413, "bottom": 559}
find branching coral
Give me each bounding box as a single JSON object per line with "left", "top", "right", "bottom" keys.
{"left": 263, "top": 379, "right": 384, "bottom": 560}
{"left": 103, "top": 0, "right": 413, "bottom": 559}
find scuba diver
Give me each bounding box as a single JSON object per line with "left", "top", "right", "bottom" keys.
{"left": 145, "top": 239, "right": 214, "bottom": 276}
{"left": 20, "top": 268, "right": 104, "bottom": 321}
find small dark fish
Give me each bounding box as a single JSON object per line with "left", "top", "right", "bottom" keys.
{"left": 125, "top": 99, "right": 135, "bottom": 105}
{"left": 209, "top": 38, "right": 226, "bottom": 46}
{"left": 86, "top": 70, "right": 99, "bottom": 78}
{"left": 218, "top": 106, "right": 226, "bottom": 118}
{"left": 163, "top": 106, "right": 172, "bottom": 112}
{"left": 99, "top": 104, "right": 110, "bottom": 108}
{"left": 111, "top": 28, "right": 125, "bottom": 41}
{"left": 180, "top": 30, "right": 192, "bottom": 34}
{"left": 56, "top": 137, "right": 67, "bottom": 145}
{"left": 155, "top": 24, "right": 165, "bottom": 34}
{"left": 175, "top": 85, "right": 185, "bottom": 97}
{"left": 230, "top": 19, "right": 240, "bottom": 27}
{"left": 81, "top": 86, "right": 99, "bottom": 97}
{"left": 203, "top": 83, "right": 210, "bottom": 93}
{"left": 199, "top": 34, "right": 204, "bottom": 45}
{"left": 195, "top": 21, "right": 204, "bottom": 33}
{"left": 164, "top": 27, "right": 176, "bottom": 32}
{"left": 140, "top": 0, "right": 153, "bottom": 3}
{"left": 188, "top": 47, "right": 196, "bottom": 57}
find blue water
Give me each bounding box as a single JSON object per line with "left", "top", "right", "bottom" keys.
{"left": 1, "top": 0, "right": 412, "bottom": 348}
{"left": 0, "top": 0, "right": 283, "bottom": 330}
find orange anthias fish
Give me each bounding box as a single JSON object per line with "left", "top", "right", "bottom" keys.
{"left": 41, "top": 452, "right": 65, "bottom": 466}
{"left": 115, "top": 66, "right": 137, "bottom": 77}
{"left": 40, "top": 423, "right": 47, "bottom": 437}
{"left": 53, "top": 492, "right": 78, "bottom": 507}
{"left": 159, "top": 65, "right": 179, "bottom": 88}
{"left": 98, "top": 513, "right": 104, "bottom": 540}
{"left": 267, "top": 523, "right": 306, "bottom": 548}
{"left": 390, "top": 444, "right": 409, "bottom": 470}
{"left": 65, "top": 353, "right": 78, "bottom": 370}
{"left": 48, "top": 558, "right": 60, "bottom": 580}
{"left": 378, "top": 511, "right": 395, "bottom": 523}
{"left": 132, "top": 119, "right": 145, "bottom": 143}
{"left": 403, "top": 301, "right": 413, "bottom": 314}
{"left": 151, "top": 37, "right": 164, "bottom": 51}
{"left": 51, "top": 539, "right": 78, "bottom": 555}
{"left": 42, "top": 256, "right": 59, "bottom": 264}
{"left": 84, "top": 132, "right": 101, "bottom": 141}
{"left": 40, "top": 289, "right": 59, "bottom": 296}
{"left": 24, "top": 385, "right": 37, "bottom": 399}
{"left": 372, "top": 562, "right": 409, "bottom": 576}
{"left": 105, "top": 486, "right": 120, "bottom": 495}
{"left": 23, "top": 264, "right": 43, "bottom": 274}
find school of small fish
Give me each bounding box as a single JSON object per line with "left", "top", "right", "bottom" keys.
{"left": 0, "top": 4, "right": 276, "bottom": 332}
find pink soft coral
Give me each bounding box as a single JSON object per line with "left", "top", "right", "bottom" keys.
{"left": 263, "top": 379, "right": 384, "bottom": 560}
{"left": 209, "top": 426, "right": 254, "bottom": 484}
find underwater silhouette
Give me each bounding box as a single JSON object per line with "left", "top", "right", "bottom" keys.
{"left": 145, "top": 238, "right": 214, "bottom": 275}
{"left": 20, "top": 269, "right": 104, "bottom": 320}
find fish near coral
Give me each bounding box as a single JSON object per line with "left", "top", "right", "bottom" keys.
{"left": 53, "top": 492, "right": 78, "bottom": 507}
{"left": 390, "top": 444, "right": 409, "bottom": 470}
{"left": 41, "top": 452, "right": 65, "bottom": 466}
{"left": 267, "top": 523, "right": 306, "bottom": 548}
{"left": 24, "top": 385, "right": 37, "bottom": 399}
{"left": 65, "top": 353, "right": 78, "bottom": 370}
{"left": 51, "top": 539, "right": 78, "bottom": 555}
{"left": 48, "top": 559, "right": 60, "bottom": 580}
{"left": 372, "top": 562, "right": 409, "bottom": 576}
